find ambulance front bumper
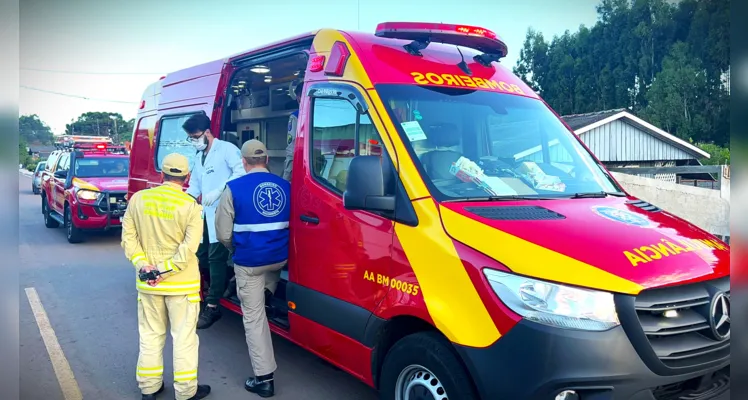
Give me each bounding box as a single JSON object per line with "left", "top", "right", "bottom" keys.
{"left": 453, "top": 319, "right": 730, "bottom": 400}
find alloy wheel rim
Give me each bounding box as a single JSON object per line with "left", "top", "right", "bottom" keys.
{"left": 395, "top": 365, "right": 447, "bottom": 400}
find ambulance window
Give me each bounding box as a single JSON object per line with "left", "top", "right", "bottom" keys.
{"left": 310, "top": 98, "right": 384, "bottom": 194}
{"left": 156, "top": 114, "right": 200, "bottom": 172}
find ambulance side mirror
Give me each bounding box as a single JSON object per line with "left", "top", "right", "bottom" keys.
{"left": 343, "top": 155, "right": 395, "bottom": 213}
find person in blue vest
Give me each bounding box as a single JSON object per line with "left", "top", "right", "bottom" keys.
{"left": 214, "top": 139, "right": 289, "bottom": 398}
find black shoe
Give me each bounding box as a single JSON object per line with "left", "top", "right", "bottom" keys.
{"left": 196, "top": 306, "right": 221, "bottom": 330}
{"left": 245, "top": 375, "right": 274, "bottom": 397}
{"left": 181, "top": 384, "right": 211, "bottom": 400}
{"left": 142, "top": 383, "right": 164, "bottom": 400}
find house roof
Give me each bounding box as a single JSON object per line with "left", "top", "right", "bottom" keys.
{"left": 560, "top": 109, "right": 710, "bottom": 159}
{"left": 28, "top": 144, "right": 57, "bottom": 153}
{"left": 561, "top": 108, "right": 628, "bottom": 130}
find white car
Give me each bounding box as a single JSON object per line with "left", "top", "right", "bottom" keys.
{"left": 31, "top": 162, "right": 46, "bottom": 195}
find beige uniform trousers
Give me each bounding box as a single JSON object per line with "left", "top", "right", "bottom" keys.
{"left": 137, "top": 292, "right": 201, "bottom": 400}
{"left": 234, "top": 261, "right": 285, "bottom": 376}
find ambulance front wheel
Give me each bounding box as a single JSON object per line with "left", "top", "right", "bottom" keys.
{"left": 379, "top": 331, "right": 479, "bottom": 400}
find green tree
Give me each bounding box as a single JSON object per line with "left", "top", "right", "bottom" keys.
{"left": 65, "top": 112, "right": 131, "bottom": 143}
{"left": 19, "top": 114, "right": 54, "bottom": 145}
{"left": 19, "top": 137, "right": 30, "bottom": 168}
{"left": 512, "top": 0, "right": 729, "bottom": 147}
{"left": 643, "top": 42, "right": 709, "bottom": 141}
{"left": 696, "top": 143, "right": 730, "bottom": 165}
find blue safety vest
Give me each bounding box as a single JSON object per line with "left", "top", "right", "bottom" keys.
{"left": 226, "top": 171, "right": 291, "bottom": 267}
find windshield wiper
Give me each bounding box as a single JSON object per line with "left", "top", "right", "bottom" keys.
{"left": 442, "top": 195, "right": 558, "bottom": 203}
{"left": 569, "top": 191, "right": 627, "bottom": 199}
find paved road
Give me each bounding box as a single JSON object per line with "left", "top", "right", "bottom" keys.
{"left": 19, "top": 173, "right": 379, "bottom": 400}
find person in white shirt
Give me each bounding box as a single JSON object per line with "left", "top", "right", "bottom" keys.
{"left": 182, "top": 113, "right": 245, "bottom": 329}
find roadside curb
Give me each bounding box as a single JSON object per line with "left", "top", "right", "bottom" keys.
{"left": 20, "top": 169, "right": 33, "bottom": 177}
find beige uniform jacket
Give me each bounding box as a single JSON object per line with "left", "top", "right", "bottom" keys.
{"left": 121, "top": 182, "right": 204, "bottom": 296}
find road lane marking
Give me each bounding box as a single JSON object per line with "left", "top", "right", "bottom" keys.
{"left": 25, "top": 287, "right": 83, "bottom": 400}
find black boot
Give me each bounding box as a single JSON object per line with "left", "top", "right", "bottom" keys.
{"left": 181, "top": 384, "right": 211, "bottom": 400}
{"left": 196, "top": 306, "right": 221, "bottom": 330}
{"left": 142, "top": 383, "right": 164, "bottom": 400}
{"left": 245, "top": 374, "right": 274, "bottom": 398}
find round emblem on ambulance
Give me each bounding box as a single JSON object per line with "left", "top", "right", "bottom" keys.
{"left": 591, "top": 206, "right": 651, "bottom": 228}
{"left": 709, "top": 292, "right": 731, "bottom": 341}
{"left": 253, "top": 181, "right": 287, "bottom": 218}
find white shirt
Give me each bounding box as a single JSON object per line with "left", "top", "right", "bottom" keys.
{"left": 186, "top": 138, "right": 245, "bottom": 243}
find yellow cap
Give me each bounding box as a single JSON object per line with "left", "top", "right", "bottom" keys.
{"left": 162, "top": 153, "right": 190, "bottom": 177}
{"left": 241, "top": 139, "right": 268, "bottom": 158}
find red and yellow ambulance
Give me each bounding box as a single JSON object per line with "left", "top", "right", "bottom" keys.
{"left": 128, "top": 22, "right": 730, "bottom": 400}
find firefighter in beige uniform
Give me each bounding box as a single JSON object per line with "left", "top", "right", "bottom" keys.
{"left": 121, "top": 153, "right": 212, "bottom": 400}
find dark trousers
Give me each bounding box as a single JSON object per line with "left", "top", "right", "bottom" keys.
{"left": 197, "top": 218, "right": 230, "bottom": 306}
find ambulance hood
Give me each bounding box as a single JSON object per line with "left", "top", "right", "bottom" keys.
{"left": 72, "top": 177, "right": 129, "bottom": 192}
{"left": 439, "top": 196, "right": 729, "bottom": 294}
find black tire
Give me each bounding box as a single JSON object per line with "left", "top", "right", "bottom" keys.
{"left": 379, "top": 331, "right": 479, "bottom": 400}
{"left": 64, "top": 205, "right": 83, "bottom": 243}
{"left": 42, "top": 196, "right": 59, "bottom": 228}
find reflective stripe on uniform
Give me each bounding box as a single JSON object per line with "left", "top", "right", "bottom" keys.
{"left": 233, "top": 221, "right": 289, "bottom": 232}
{"left": 174, "top": 369, "right": 197, "bottom": 382}
{"left": 137, "top": 366, "right": 164, "bottom": 377}
{"left": 131, "top": 252, "right": 147, "bottom": 266}
{"left": 162, "top": 259, "right": 177, "bottom": 272}
{"left": 135, "top": 280, "right": 201, "bottom": 292}
{"left": 187, "top": 293, "right": 201, "bottom": 302}
{"left": 154, "top": 185, "right": 194, "bottom": 202}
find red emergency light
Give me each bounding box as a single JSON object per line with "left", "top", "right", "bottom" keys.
{"left": 375, "top": 22, "right": 508, "bottom": 66}
{"left": 324, "top": 41, "right": 350, "bottom": 77}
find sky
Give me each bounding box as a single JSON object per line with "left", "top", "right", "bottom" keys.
{"left": 19, "top": 0, "right": 600, "bottom": 135}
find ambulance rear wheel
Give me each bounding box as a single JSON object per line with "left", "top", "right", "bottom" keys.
{"left": 379, "top": 331, "right": 478, "bottom": 400}
{"left": 64, "top": 205, "right": 83, "bottom": 244}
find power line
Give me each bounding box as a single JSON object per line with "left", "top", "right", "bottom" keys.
{"left": 20, "top": 85, "right": 139, "bottom": 104}
{"left": 21, "top": 67, "right": 164, "bottom": 75}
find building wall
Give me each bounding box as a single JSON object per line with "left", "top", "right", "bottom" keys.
{"left": 611, "top": 171, "right": 730, "bottom": 238}
{"left": 581, "top": 120, "right": 694, "bottom": 162}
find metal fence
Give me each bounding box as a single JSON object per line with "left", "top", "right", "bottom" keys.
{"left": 607, "top": 165, "right": 729, "bottom": 191}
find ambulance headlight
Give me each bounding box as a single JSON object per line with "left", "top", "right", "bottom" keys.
{"left": 76, "top": 189, "right": 101, "bottom": 201}
{"left": 483, "top": 269, "right": 619, "bottom": 331}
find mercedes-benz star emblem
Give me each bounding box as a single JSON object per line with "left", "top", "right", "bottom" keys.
{"left": 709, "top": 292, "right": 730, "bottom": 341}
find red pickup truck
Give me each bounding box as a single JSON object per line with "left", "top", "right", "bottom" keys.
{"left": 40, "top": 142, "right": 130, "bottom": 243}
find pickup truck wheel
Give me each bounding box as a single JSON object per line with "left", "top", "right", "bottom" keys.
{"left": 379, "top": 332, "right": 478, "bottom": 400}
{"left": 65, "top": 206, "right": 83, "bottom": 243}
{"left": 42, "top": 196, "right": 59, "bottom": 228}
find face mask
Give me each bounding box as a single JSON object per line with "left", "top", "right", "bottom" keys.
{"left": 190, "top": 135, "right": 207, "bottom": 151}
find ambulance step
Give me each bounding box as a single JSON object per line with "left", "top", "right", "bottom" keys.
{"left": 225, "top": 294, "right": 290, "bottom": 330}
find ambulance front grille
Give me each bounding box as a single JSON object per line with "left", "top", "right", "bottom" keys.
{"left": 633, "top": 276, "right": 730, "bottom": 369}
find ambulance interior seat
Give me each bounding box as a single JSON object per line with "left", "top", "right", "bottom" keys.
{"left": 419, "top": 123, "right": 463, "bottom": 181}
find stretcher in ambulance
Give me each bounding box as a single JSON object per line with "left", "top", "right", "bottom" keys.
{"left": 128, "top": 22, "right": 730, "bottom": 400}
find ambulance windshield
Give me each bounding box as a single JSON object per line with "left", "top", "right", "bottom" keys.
{"left": 376, "top": 84, "right": 622, "bottom": 200}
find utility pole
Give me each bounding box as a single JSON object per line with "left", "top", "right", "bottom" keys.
{"left": 109, "top": 115, "right": 118, "bottom": 144}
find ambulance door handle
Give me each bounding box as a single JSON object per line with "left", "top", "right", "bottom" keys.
{"left": 300, "top": 214, "right": 319, "bottom": 225}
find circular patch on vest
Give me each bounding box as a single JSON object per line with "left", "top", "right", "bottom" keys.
{"left": 253, "top": 181, "right": 287, "bottom": 218}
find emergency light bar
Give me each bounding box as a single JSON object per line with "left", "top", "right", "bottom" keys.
{"left": 375, "top": 22, "right": 508, "bottom": 67}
